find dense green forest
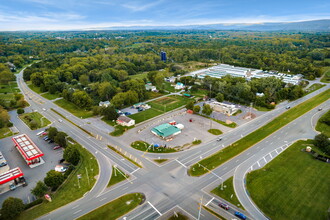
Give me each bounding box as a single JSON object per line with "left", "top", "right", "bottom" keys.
{"left": 0, "top": 30, "right": 329, "bottom": 116}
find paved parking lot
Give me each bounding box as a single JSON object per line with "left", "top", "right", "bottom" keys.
{"left": 0, "top": 109, "right": 63, "bottom": 205}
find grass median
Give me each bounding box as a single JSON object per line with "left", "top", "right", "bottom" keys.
{"left": 247, "top": 140, "right": 330, "bottom": 220}
{"left": 316, "top": 110, "right": 330, "bottom": 136}
{"left": 18, "top": 141, "right": 99, "bottom": 220}
{"left": 108, "top": 166, "right": 129, "bottom": 187}
{"left": 19, "top": 112, "right": 51, "bottom": 130}
{"left": 78, "top": 193, "right": 144, "bottom": 220}
{"left": 131, "top": 141, "right": 177, "bottom": 153}
{"left": 189, "top": 89, "right": 330, "bottom": 176}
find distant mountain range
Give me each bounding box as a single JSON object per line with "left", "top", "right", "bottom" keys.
{"left": 88, "top": 19, "right": 330, "bottom": 32}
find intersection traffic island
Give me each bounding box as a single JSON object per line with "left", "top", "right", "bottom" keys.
{"left": 12, "top": 134, "right": 45, "bottom": 168}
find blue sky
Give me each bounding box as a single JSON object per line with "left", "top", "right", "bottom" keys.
{"left": 0, "top": 0, "right": 329, "bottom": 30}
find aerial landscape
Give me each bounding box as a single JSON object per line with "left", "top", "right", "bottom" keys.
{"left": 0, "top": 0, "right": 329, "bottom": 220}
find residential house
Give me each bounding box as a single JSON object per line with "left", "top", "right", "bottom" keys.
{"left": 116, "top": 116, "right": 135, "bottom": 127}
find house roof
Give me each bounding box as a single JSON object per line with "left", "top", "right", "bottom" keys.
{"left": 151, "top": 123, "right": 181, "bottom": 137}
{"left": 117, "top": 115, "right": 133, "bottom": 123}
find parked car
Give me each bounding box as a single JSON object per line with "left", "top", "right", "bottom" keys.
{"left": 43, "top": 136, "right": 48, "bottom": 140}
{"left": 219, "top": 202, "right": 229, "bottom": 210}
{"left": 9, "top": 183, "right": 16, "bottom": 191}
{"left": 44, "top": 136, "right": 49, "bottom": 141}
{"left": 53, "top": 145, "right": 61, "bottom": 150}
{"left": 124, "top": 112, "right": 131, "bottom": 116}
{"left": 42, "top": 132, "right": 47, "bottom": 135}
{"left": 0, "top": 162, "right": 7, "bottom": 167}
{"left": 235, "top": 212, "right": 247, "bottom": 220}
{"left": 48, "top": 139, "right": 54, "bottom": 144}
{"left": 59, "top": 158, "right": 65, "bottom": 163}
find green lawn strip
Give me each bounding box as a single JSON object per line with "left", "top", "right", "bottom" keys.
{"left": 131, "top": 141, "right": 177, "bottom": 153}
{"left": 129, "top": 108, "right": 163, "bottom": 124}
{"left": 50, "top": 108, "right": 94, "bottom": 137}
{"left": 199, "top": 114, "right": 237, "bottom": 128}
{"left": 232, "top": 109, "right": 242, "bottom": 116}
{"left": 208, "top": 129, "right": 223, "bottom": 135}
{"left": 315, "top": 110, "right": 330, "bottom": 136}
{"left": 162, "top": 82, "right": 176, "bottom": 93}
{"left": 54, "top": 99, "right": 93, "bottom": 119}
{"left": 27, "top": 82, "right": 42, "bottom": 94}
{"left": 41, "top": 92, "right": 61, "bottom": 100}
{"left": 154, "top": 159, "right": 168, "bottom": 164}
{"left": 304, "top": 83, "right": 326, "bottom": 95}
{"left": 18, "top": 142, "right": 99, "bottom": 220}
{"left": 78, "top": 193, "right": 144, "bottom": 220}
{"left": 320, "top": 66, "right": 330, "bottom": 83}
{"left": 202, "top": 206, "right": 225, "bottom": 220}
{"left": 211, "top": 177, "right": 244, "bottom": 210}
{"left": 19, "top": 112, "right": 51, "bottom": 130}
{"left": 110, "top": 125, "right": 134, "bottom": 137}
{"left": 108, "top": 166, "right": 129, "bottom": 187}
{"left": 247, "top": 140, "right": 330, "bottom": 220}
{"left": 108, "top": 145, "right": 142, "bottom": 168}
{"left": 168, "top": 212, "right": 189, "bottom": 220}
{"left": 189, "top": 89, "right": 330, "bottom": 176}
{"left": 0, "top": 127, "right": 13, "bottom": 139}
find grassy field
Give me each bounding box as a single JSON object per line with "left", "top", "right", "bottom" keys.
{"left": 19, "top": 112, "right": 51, "bottom": 130}
{"left": 162, "top": 82, "right": 177, "bottom": 93}
{"left": 305, "top": 83, "right": 325, "bottom": 95}
{"left": 189, "top": 89, "right": 330, "bottom": 176}
{"left": 108, "top": 166, "right": 129, "bottom": 187}
{"left": 130, "top": 95, "right": 192, "bottom": 123}
{"left": 41, "top": 92, "right": 61, "bottom": 100}
{"left": 18, "top": 142, "right": 99, "bottom": 220}
{"left": 320, "top": 66, "right": 330, "bottom": 83}
{"left": 211, "top": 177, "right": 244, "bottom": 209}
{"left": 110, "top": 125, "right": 134, "bottom": 136}
{"left": 208, "top": 129, "right": 223, "bottom": 135}
{"left": 131, "top": 141, "right": 177, "bottom": 153}
{"left": 316, "top": 110, "right": 330, "bottom": 137}
{"left": 54, "top": 99, "right": 93, "bottom": 118}
{"left": 130, "top": 72, "right": 148, "bottom": 80}
{"left": 78, "top": 193, "right": 144, "bottom": 220}
{"left": 0, "top": 81, "right": 20, "bottom": 93}
{"left": 27, "top": 82, "right": 42, "bottom": 94}
{"left": 129, "top": 108, "right": 163, "bottom": 124}
{"left": 0, "top": 127, "right": 13, "bottom": 139}
{"left": 247, "top": 140, "right": 330, "bottom": 220}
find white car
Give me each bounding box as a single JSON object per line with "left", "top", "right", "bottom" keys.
{"left": 42, "top": 108, "right": 46, "bottom": 111}
{"left": 58, "top": 119, "right": 63, "bottom": 122}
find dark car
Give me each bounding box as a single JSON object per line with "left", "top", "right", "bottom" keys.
{"left": 124, "top": 112, "right": 131, "bottom": 116}
{"left": 0, "top": 162, "right": 7, "bottom": 167}
{"left": 285, "top": 106, "right": 290, "bottom": 109}
{"left": 48, "top": 139, "right": 54, "bottom": 144}
{"left": 235, "top": 211, "right": 247, "bottom": 220}
{"left": 219, "top": 202, "right": 229, "bottom": 210}
{"left": 59, "top": 158, "right": 65, "bottom": 163}
{"left": 43, "top": 136, "right": 49, "bottom": 140}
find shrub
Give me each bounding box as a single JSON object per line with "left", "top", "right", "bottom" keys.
{"left": 24, "top": 198, "right": 43, "bottom": 210}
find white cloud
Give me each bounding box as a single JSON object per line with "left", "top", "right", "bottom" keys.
{"left": 122, "top": 0, "right": 164, "bottom": 12}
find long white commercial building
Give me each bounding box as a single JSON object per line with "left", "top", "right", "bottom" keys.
{"left": 195, "top": 64, "right": 303, "bottom": 85}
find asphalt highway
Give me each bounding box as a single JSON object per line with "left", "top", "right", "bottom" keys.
{"left": 15, "top": 67, "right": 329, "bottom": 220}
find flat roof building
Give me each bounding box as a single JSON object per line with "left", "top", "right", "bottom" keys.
{"left": 12, "top": 134, "right": 44, "bottom": 167}
{"left": 0, "top": 167, "right": 23, "bottom": 185}
{"left": 151, "top": 123, "right": 181, "bottom": 139}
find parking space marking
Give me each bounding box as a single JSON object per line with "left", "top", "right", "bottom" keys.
{"left": 147, "top": 201, "right": 162, "bottom": 216}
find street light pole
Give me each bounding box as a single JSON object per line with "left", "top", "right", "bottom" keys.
{"left": 197, "top": 195, "right": 203, "bottom": 220}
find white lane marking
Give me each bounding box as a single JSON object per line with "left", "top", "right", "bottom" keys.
{"left": 100, "top": 197, "right": 107, "bottom": 201}
{"left": 147, "top": 201, "right": 162, "bottom": 216}
{"left": 72, "top": 205, "right": 79, "bottom": 209}
{"left": 73, "top": 210, "right": 82, "bottom": 214}
{"left": 257, "top": 161, "right": 260, "bottom": 167}
{"left": 205, "top": 197, "right": 214, "bottom": 206}
{"left": 175, "top": 159, "right": 187, "bottom": 168}
{"left": 130, "top": 168, "right": 140, "bottom": 175}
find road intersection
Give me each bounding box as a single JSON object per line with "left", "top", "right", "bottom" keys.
{"left": 15, "top": 67, "right": 329, "bottom": 220}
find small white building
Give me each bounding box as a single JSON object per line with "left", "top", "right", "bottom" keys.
{"left": 99, "top": 101, "right": 111, "bottom": 107}
{"left": 175, "top": 82, "right": 185, "bottom": 90}
{"left": 116, "top": 116, "right": 135, "bottom": 127}
{"left": 208, "top": 101, "right": 239, "bottom": 116}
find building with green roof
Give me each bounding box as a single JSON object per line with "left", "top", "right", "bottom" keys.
{"left": 151, "top": 123, "right": 181, "bottom": 139}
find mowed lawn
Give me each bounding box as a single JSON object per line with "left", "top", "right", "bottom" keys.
{"left": 129, "top": 95, "right": 191, "bottom": 123}
{"left": 247, "top": 140, "right": 330, "bottom": 220}
{"left": 54, "top": 98, "right": 93, "bottom": 119}
{"left": 41, "top": 92, "right": 60, "bottom": 100}
{"left": 19, "top": 112, "right": 51, "bottom": 130}
{"left": 316, "top": 110, "right": 330, "bottom": 137}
